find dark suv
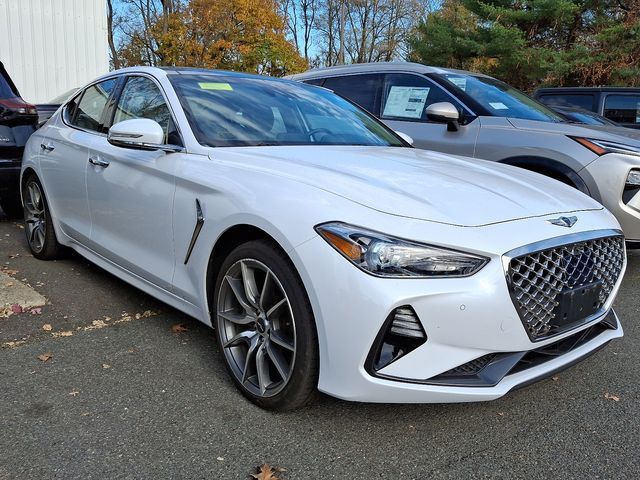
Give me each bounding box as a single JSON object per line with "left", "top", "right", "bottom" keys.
{"left": 534, "top": 87, "right": 640, "bottom": 130}
{"left": 0, "top": 61, "right": 38, "bottom": 217}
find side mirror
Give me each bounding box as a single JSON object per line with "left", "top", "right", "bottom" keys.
{"left": 395, "top": 131, "right": 414, "bottom": 145}
{"left": 425, "top": 102, "right": 461, "bottom": 132}
{"left": 108, "top": 119, "right": 183, "bottom": 152}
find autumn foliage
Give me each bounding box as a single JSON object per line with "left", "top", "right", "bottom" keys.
{"left": 118, "top": 0, "right": 307, "bottom": 76}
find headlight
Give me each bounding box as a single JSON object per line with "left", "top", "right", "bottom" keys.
{"left": 572, "top": 137, "right": 640, "bottom": 158}
{"left": 315, "top": 222, "right": 489, "bottom": 278}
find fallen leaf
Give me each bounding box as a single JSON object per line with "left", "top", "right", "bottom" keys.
{"left": 37, "top": 352, "right": 53, "bottom": 362}
{"left": 10, "top": 304, "right": 23, "bottom": 314}
{"left": 2, "top": 340, "right": 26, "bottom": 348}
{"left": 216, "top": 457, "right": 224, "bottom": 461}
{"left": 497, "top": 412, "right": 505, "bottom": 416}
{"left": 42, "top": 324, "right": 52, "bottom": 331}
{"left": 552, "top": 376, "right": 560, "bottom": 382}
{"left": 52, "top": 331, "right": 73, "bottom": 338}
{"left": 171, "top": 323, "right": 188, "bottom": 333}
{"left": 604, "top": 392, "right": 620, "bottom": 402}
{"left": 251, "top": 464, "right": 286, "bottom": 480}
{"left": 30, "top": 307, "right": 42, "bottom": 315}
{"left": 69, "top": 390, "right": 80, "bottom": 397}
{"left": 102, "top": 363, "right": 111, "bottom": 369}
{"left": 2, "top": 268, "right": 18, "bottom": 275}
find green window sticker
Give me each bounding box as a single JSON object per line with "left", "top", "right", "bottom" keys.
{"left": 198, "top": 82, "right": 233, "bottom": 91}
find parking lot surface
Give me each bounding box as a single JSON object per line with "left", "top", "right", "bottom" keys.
{"left": 0, "top": 215, "right": 639, "bottom": 479}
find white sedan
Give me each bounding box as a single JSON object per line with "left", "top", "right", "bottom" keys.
{"left": 21, "top": 67, "right": 626, "bottom": 410}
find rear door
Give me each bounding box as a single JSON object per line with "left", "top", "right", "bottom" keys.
{"left": 85, "top": 74, "right": 181, "bottom": 290}
{"left": 39, "top": 78, "right": 118, "bottom": 243}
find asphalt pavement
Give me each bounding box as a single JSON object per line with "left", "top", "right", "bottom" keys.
{"left": 1, "top": 215, "right": 638, "bottom": 479}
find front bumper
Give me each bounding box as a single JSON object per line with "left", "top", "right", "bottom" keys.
{"left": 582, "top": 153, "right": 640, "bottom": 242}
{"left": 292, "top": 211, "right": 625, "bottom": 403}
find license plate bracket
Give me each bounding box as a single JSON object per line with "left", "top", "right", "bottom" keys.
{"left": 553, "top": 280, "right": 603, "bottom": 327}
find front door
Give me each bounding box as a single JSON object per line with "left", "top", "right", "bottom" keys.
{"left": 86, "top": 75, "right": 180, "bottom": 290}
{"left": 379, "top": 73, "right": 479, "bottom": 156}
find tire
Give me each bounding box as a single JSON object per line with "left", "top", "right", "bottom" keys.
{"left": 0, "top": 190, "right": 23, "bottom": 219}
{"left": 213, "top": 239, "right": 319, "bottom": 411}
{"left": 22, "top": 175, "right": 61, "bottom": 260}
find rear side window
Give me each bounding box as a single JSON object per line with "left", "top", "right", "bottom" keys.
{"left": 538, "top": 94, "right": 595, "bottom": 112}
{"left": 303, "top": 78, "right": 325, "bottom": 87}
{"left": 603, "top": 95, "right": 640, "bottom": 125}
{"left": 322, "top": 74, "right": 383, "bottom": 113}
{"left": 71, "top": 79, "right": 117, "bottom": 132}
{"left": 381, "top": 73, "right": 463, "bottom": 122}
{"left": 113, "top": 76, "right": 173, "bottom": 141}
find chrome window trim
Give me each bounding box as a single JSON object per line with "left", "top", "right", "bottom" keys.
{"left": 61, "top": 74, "right": 122, "bottom": 137}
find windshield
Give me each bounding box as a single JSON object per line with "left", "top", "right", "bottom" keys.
{"left": 168, "top": 74, "right": 404, "bottom": 148}
{"left": 437, "top": 73, "right": 565, "bottom": 123}
{"left": 559, "top": 109, "right": 616, "bottom": 126}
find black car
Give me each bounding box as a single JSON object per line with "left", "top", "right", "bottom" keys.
{"left": 534, "top": 87, "right": 640, "bottom": 129}
{"left": 0, "top": 61, "right": 38, "bottom": 217}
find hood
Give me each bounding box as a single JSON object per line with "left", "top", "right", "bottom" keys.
{"left": 507, "top": 118, "right": 640, "bottom": 146}
{"left": 211, "top": 146, "right": 602, "bottom": 227}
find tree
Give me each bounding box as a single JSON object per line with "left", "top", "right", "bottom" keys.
{"left": 116, "top": 0, "right": 306, "bottom": 75}
{"left": 408, "top": 0, "right": 640, "bottom": 91}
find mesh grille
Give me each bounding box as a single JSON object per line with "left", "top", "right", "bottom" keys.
{"left": 508, "top": 235, "right": 624, "bottom": 340}
{"left": 441, "top": 354, "right": 496, "bottom": 376}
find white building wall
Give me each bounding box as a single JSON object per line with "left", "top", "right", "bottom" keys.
{"left": 0, "top": 0, "right": 109, "bottom": 103}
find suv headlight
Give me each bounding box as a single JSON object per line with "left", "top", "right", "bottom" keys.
{"left": 572, "top": 137, "right": 640, "bottom": 158}
{"left": 315, "top": 222, "right": 489, "bottom": 278}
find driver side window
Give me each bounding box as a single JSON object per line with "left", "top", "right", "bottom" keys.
{"left": 113, "top": 76, "right": 181, "bottom": 145}
{"left": 381, "top": 74, "right": 463, "bottom": 122}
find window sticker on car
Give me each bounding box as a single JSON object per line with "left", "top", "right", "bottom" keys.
{"left": 489, "top": 102, "right": 509, "bottom": 110}
{"left": 383, "top": 86, "right": 430, "bottom": 119}
{"left": 449, "top": 77, "right": 467, "bottom": 91}
{"left": 198, "top": 82, "right": 233, "bottom": 91}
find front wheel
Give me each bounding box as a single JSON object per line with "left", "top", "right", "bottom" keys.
{"left": 22, "top": 175, "right": 61, "bottom": 260}
{"left": 213, "top": 240, "right": 319, "bottom": 410}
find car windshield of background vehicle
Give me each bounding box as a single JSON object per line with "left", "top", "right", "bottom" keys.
{"left": 604, "top": 95, "right": 640, "bottom": 125}
{"left": 168, "top": 74, "right": 404, "bottom": 148}
{"left": 438, "top": 74, "right": 565, "bottom": 123}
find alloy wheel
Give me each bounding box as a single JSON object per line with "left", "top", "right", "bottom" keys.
{"left": 217, "top": 258, "right": 297, "bottom": 398}
{"left": 24, "top": 181, "right": 46, "bottom": 253}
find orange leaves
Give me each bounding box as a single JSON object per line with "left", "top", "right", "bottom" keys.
{"left": 250, "top": 464, "right": 286, "bottom": 480}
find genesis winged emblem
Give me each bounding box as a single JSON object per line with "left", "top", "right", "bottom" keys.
{"left": 547, "top": 216, "right": 578, "bottom": 228}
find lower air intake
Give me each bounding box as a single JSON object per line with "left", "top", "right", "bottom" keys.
{"left": 366, "top": 306, "right": 427, "bottom": 372}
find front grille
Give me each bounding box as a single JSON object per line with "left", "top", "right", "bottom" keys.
{"left": 508, "top": 235, "right": 624, "bottom": 340}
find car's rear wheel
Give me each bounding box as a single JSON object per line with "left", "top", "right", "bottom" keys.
{"left": 213, "top": 240, "right": 318, "bottom": 410}
{"left": 22, "top": 175, "right": 61, "bottom": 259}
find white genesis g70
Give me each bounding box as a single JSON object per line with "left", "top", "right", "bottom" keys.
{"left": 21, "top": 67, "right": 626, "bottom": 410}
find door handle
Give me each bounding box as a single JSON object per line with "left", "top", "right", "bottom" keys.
{"left": 40, "top": 142, "right": 55, "bottom": 152}
{"left": 88, "top": 156, "right": 110, "bottom": 168}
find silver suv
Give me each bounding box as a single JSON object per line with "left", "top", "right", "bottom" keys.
{"left": 289, "top": 62, "right": 640, "bottom": 244}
